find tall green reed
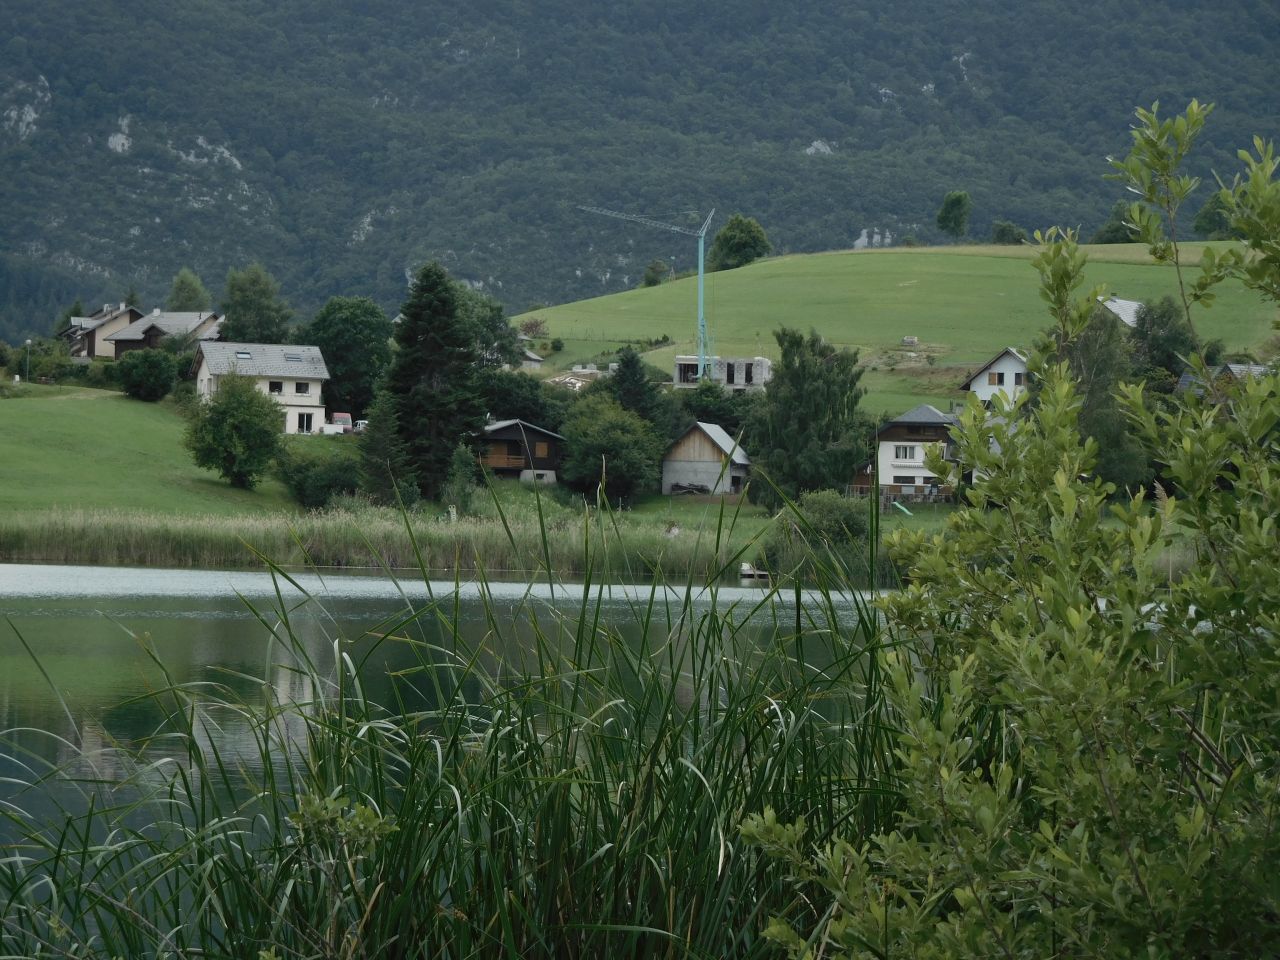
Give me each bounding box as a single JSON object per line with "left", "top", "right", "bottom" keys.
{"left": 1, "top": 485, "right": 900, "bottom": 958}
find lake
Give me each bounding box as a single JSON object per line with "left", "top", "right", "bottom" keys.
{"left": 0, "top": 563, "right": 868, "bottom": 829}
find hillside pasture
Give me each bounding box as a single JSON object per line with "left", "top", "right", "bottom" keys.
{"left": 521, "top": 243, "right": 1275, "bottom": 414}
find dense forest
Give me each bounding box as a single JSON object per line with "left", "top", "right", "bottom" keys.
{"left": 2, "top": 0, "right": 1278, "bottom": 341}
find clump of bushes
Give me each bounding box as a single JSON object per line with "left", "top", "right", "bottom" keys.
{"left": 117, "top": 349, "right": 176, "bottom": 401}
{"left": 275, "top": 440, "right": 361, "bottom": 509}
{"left": 761, "top": 489, "right": 869, "bottom": 579}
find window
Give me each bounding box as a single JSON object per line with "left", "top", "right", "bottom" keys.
{"left": 535, "top": 441, "right": 549, "bottom": 458}
{"left": 268, "top": 380, "right": 283, "bottom": 394}
{"left": 235, "top": 350, "right": 252, "bottom": 360}
{"left": 284, "top": 353, "right": 302, "bottom": 362}
{"left": 894, "top": 445, "right": 916, "bottom": 460}
{"left": 988, "top": 371, "right": 1005, "bottom": 386}
{"left": 297, "top": 413, "right": 313, "bottom": 433}
{"left": 725, "top": 362, "right": 735, "bottom": 385}
{"left": 294, "top": 382, "right": 310, "bottom": 395}
{"left": 677, "top": 362, "right": 699, "bottom": 384}
{"left": 893, "top": 475, "right": 916, "bottom": 485}
{"left": 745, "top": 363, "right": 753, "bottom": 385}
{"left": 1014, "top": 372, "right": 1025, "bottom": 386}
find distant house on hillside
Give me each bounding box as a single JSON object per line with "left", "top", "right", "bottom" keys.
{"left": 105, "top": 309, "right": 222, "bottom": 357}
{"left": 959, "top": 347, "right": 1027, "bottom": 405}
{"left": 193, "top": 342, "right": 330, "bottom": 434}
{"left": 64, "top": 303, "right": 144, "bottom": 360}
{"left": 480, "top": 419, "right": 563, "bottom": 484}
{"left": 852, "top": 403, "right": 958, "bottom": 498}
{"left": 519, "top": 348, "right": 544, "bottom": 371}
{"left": 1098, "top": 295, "right": 1143, "bottom": 328}
{"left": 1176, "top": 361, "right": 1271, "bottom": 395}
{"left": 674, "top": 355, "right": 771, "bottom": 392}
{"left": 661, "top": 421, "right": 751, "bottom": 495}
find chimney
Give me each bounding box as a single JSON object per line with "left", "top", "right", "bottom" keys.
{"left": 152, "top": 307, "right": 161, "bottom": 316}
{"left": 103, "top": 303, "right": 111, "bottom": 313}
{"left": 120, "top": 302, "right": 126, "bottom": 310}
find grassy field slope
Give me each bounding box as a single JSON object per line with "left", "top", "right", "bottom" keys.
{"left": 522, "top": 242, "right": 1277, "bottom": 414}
{"left": 0, "top": 386, "right": 295, "bottom": 515}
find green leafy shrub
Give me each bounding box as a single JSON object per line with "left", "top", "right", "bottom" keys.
{"left": 761, "top": 489, "right": 869, "bottom": 580}
{"left": 275, "top": 441, "right": 360, "bottom": 508}
{"left": 117, "top": 348, "right": 176, "bottom": 401}
{"left": 184, "top": 374, "right": 283, "bottom": 488}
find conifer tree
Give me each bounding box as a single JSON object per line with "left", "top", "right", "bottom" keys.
{"left": 358, "top": 390, "right": 418, "bottom": 506}
{"left": 385, "top": 262, "right": 485, "bottom": 500}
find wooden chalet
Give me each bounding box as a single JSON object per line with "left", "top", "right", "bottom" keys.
{"left": 661, "top": 421, "right": 751, "bottom": 495}
{"left": 481, "top": 419, "right": 564, "bottom": 484}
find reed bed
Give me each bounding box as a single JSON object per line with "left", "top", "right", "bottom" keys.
{"left": 0, "top": 498, "right": 760, "bottom": 579}
{"left": 0, "top": 494, "right": 902, "bottom": 958}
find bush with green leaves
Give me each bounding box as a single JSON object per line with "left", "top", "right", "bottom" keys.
{"left": 760, "top": 489, "right": 870, "bottom": 581}
{"left": 184, "top": 373, "right": 283, "bottom": 489}
{"left": 708, "top": 213, "right": 771, "bottom": 271}
{"left": 116, "top": 348, "right": 176, "bottom": 401}
{"left": 439, "top": 441, "right": 478, "bottom": 514}
{"left": 275, "top": 440, "right": 360, "bottom": 509}
{"left": 744, "top": 118, "right": 1280, "bottom": 952}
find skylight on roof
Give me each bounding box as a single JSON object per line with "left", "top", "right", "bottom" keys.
{"left": 284, "top": 353, "right": 302, "bottom": 361}
{"left": 235, "top": 351, "right": 252, "bottom": 360}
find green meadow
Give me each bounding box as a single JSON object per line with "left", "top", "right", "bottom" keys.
{"left": 523, "top": 242, "right": 1277, "bottom": 414}
{"left": 0, "top": 385, "right": 295, "bottom": 514}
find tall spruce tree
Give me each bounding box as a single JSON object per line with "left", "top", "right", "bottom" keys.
{"left": 358, "top": 390, "right": 418, "bottom": 506}
{"left": 386, "top": 262, "right": 485, "bottom": 500}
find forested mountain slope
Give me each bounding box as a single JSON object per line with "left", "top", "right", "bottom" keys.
{"left": 3, "top": 0, "right": 1277, "bottom": 341}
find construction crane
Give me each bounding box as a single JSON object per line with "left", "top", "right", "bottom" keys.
{"left": 579, "top": 205, "right": 716, "bottom": 377}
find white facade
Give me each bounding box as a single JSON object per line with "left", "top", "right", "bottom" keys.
{"left": 962, "top": 348, "right": 1028, "bottom": 405}
{"left": 194, "top": 342, "right": 331, "bottom": 434}
{"left": 875, "top": 439, "right": 946, "bottom": 489}
{"left": 673, "top": 355, "right": 772, "bottom": 391}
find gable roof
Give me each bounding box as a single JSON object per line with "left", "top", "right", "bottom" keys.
{"left": 1176, "top": 362, "right": 1272, "bottom": 393}
{"left": 1098, "top": 296, "right": 1143, "bottom": 328}
{"left": 671, "top": 421, "right": 750, "bottom": 466}
{"left": 106, "top": 311, "right": 222, "bottom": 342}
{"left": 197, "top": 342, "right": 330, "bottom": 379}
{"left": 483, "top": 419, "right": 565, "bottom": 441}
{"left": 959, "top": 347, "right": 1027, "bottom": 389}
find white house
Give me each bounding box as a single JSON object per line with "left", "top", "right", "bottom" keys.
{"left": 959, "top": 347, "right": 1028, "bottom": 404}
{"left": 853, "top": 404, "right": 958, "bottom": 496}
{"left": 661, "top": 421, "right": 751, "bottom": 495}
{"left": 673, "top": 355, "right": 772, "bottom": 391}
{"left": 193, "top": 342, "right": 330, "bottom": 434}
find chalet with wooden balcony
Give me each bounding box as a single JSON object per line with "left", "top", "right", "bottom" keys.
{"left": 106, "top": 309, "right": 223, "bottom": 357}
{"left": 852, "top": 403, "right": 959, "bottom": 498}
{"left": 480, "top": 419, "right": 564, "bottom": 484}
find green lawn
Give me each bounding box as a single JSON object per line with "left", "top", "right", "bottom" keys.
{"left": 0, "top": 385, "right": 296, "bottom": 515}
{"left": 518, "top": 242, "right": 1276, "bottom": 415}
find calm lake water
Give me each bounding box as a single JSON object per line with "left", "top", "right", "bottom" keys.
{"left": 0, "top": 563, "right": 866, "bottom": 828}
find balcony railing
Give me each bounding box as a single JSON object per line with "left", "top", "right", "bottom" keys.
{"left": 480, "top": 454, "right": 527, "bottom": 469}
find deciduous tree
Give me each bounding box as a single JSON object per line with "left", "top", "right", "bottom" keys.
{"left": 219, "top": 264, "right": 292, "bottom": 343}
{"left": 166, "top": 268, "right": 213, "bottom": 312}
{"left": 708, "top": 214, "right": 771, "bottom": 271}
{"left": 117, "top": 348, "right": 176, "bottom": 401}
{"left": 184, "top": 373, "right": 282, "bottom": 488}
{"left": 748, "top": 327, "right": 868, "bottom": 507}
{"left": 294, "top": 296, "right": 391, "bottom": 418}
{"left": 561, "top": 394, "right": 663, "bottom": 502}
{"left": 935, "top": 189, "right": 972, "bottom": 239}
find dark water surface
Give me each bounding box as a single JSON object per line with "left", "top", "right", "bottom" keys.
{"left": 1, "top": 563, "right": 865, "bottom": 826}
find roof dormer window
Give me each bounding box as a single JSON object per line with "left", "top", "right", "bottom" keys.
{"left": 235, "top": 351, "right": 252, "bottom": 360}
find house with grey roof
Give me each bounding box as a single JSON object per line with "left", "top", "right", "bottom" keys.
{"left": 63, "top": 303, "right": 144, "bottom": 359}
{"left": 1098, "top": 296, "right": 1144, "bottom": 328}
{"left": 661, "top": 421, "right": 751, "bottom": 495}
{"left": 852, "top": 403, "right": 959, "bottom": 497}
{"left": 105, "top": 309, "right": 222, "bottom": 357}
{"left": 1175, "top": 361, "right": 1272, "bottom": 395}
{"left": 193, "top": 342, "right": 331, "bottom": 434}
